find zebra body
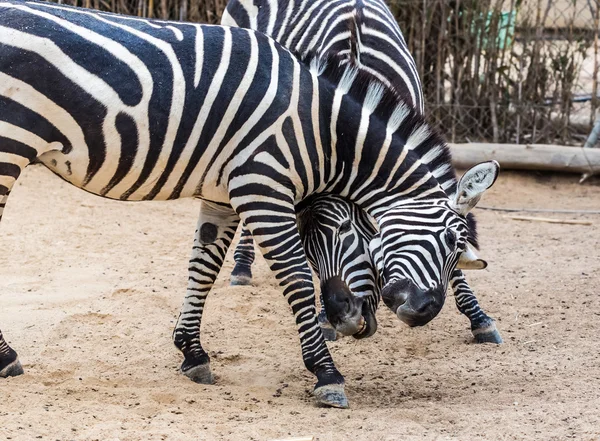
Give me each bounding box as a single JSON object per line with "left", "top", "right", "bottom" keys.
{"left": 0, "top": 0, "right": 498, "bottom": 408}
{"left": 223, "top": 0, "right": 502, "bottom": 344}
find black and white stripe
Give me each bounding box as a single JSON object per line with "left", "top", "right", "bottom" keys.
{"left": 223, "top": 0, "right": 501, "bottom": 344}
{"left": 222, "top": 0, "right": 423, "bottom": 112}
{"left": 0, "top": 0, "right": 496, "bottom": 408}
{"left": 223, "top": 0, "right": 424, "bottom": 290}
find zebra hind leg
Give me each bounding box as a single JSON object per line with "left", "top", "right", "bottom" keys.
{"left": 451, "top": 270, "right": 503, "bottom": 344}
{"left": 230, "top": 227, "right": 254, "bottom": 285}
{"left": 173, "top": 201, "right": 240, "bottom": 384}
{"left": 235, "top": 204, "right": 348, "bottom": 408}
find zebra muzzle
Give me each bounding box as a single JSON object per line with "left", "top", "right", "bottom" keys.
{"left": 322, "top": 276, "right": 366, "bottom": 336}
{"left": 382, "top": 278, "right": 445, "bottom": 327}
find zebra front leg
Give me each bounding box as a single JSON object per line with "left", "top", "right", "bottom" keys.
{"left": 0, "top": 194, "right": 21, "bottom": 377}
{"left": 173, "top": 200, "right": 240, "bottom": 384}
{"left": 451, "top": 270, "right": 502, "bottom": 344}
{"left": 235, "top": 204, "right": 348, "bottom": 408}
{"left": 0, "top": 143, "right": 37, "bottom": 377}
{"left": 230, "top": 226, "right": 255, "bottom": 285}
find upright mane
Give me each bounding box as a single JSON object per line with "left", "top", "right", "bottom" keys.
{"left": 306, "top": 53, "right": 480, "bottom": 248}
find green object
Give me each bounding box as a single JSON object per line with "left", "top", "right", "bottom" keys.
{"left": 493, "top": 11, "right": 517, "bottom": 50}
{"left": 461, "top": 9, "right": 517, "bottom": 50}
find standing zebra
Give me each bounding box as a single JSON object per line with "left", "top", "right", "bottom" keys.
{"left": 222, "top": 0, "right": 502, "bottom": 343}
{"left": 0, "top": 0, "right": 498, "bottom": 408}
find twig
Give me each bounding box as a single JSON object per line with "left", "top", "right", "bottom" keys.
{"left": 477, "top": 206, "right": 600, "bottom": 214}
{"left": 506, "top": 215, "right": 593, "bottom": 225}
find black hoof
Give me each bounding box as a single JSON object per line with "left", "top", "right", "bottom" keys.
{"left": 230, "top": 274, "right": 252, "bottom": 286}
{"left": 230, "top": 263, "right": 253, "bottom": 286}
{"left": 473, "top": 322, "right": 503, "bottom": 344}
{"left": 182, "top": 362, "right": 214, "bottom": 384}
{"left": 0, "top": 358, "right": 24, "bottom": 378}
{"left": 313, "top": 384, "right": 349, "bottom": 409}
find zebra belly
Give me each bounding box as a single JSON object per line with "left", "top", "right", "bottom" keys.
{"left": 37, "top": 148, "right": 230, "bottom": 203}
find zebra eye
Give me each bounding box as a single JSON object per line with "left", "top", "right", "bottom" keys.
{"left": 445, "top": 229, "right": 457, "bottom": 248}
{"left": 338, "top": 220, "right": 352, "bottom": 234}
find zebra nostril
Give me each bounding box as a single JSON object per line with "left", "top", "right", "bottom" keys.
{"left": 342, "top": 297, "right": 351, "bottom": 314}
{"left": 381, "top": 278, "right": 411, "bottom": 311}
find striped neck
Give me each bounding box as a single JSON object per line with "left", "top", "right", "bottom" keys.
{"left": 315, "top": 62, "right": 451, "bottom": 219}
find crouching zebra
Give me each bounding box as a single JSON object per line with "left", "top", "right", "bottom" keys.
{"left": 222, "top": 0, "right": 502, "bottom": 343}
{"left": 0, "top": 0, "right": 498, "bottom": 408}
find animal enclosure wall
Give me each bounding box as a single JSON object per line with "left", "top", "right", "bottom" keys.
{"left": 52, "top": 0, "right": 600, "bottom": 145}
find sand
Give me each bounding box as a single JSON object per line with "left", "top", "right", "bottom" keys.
{"left": 0, "top": 165, "right": 599, "bottom": 440}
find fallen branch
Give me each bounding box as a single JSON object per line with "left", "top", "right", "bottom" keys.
{"left": 449, "top": 143, "right": 600, "bottom": 175}
{"left": 477, "top": 206, "right": 600, "bottom": 214}
{"left": 506, "top": 215, "right": 593, "bottom": 225}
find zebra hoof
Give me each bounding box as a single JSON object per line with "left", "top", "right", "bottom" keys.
{"left": 231, "top": 263, "right": 252, "bottom": 286}
{"left": 473, "top": 323, "right": 503, "bottom": 344}
{"left": 313, "top": 384, "right": 349, "bottom": 409}
{"left": 230, "top": 274, "right": 252, "bottom": 286}
{"left": 182, "top": 362, "right": 214, "bottom": 384}
{"left": 0, "top": 358, "right": 24, "bottom": 378}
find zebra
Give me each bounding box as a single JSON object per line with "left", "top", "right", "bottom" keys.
{"left": 297, "top": 193, "right": 380, "bottom": 339}
{"left": 222, "top": 0, "right": 503, "bottom": 344}
{"left": 221, "top": 0, "right": 424, "bottom": 339}
{"left": 0, "top": 0, "right": 498, "bottom": 408}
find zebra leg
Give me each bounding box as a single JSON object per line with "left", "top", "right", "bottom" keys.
{"left": 0, "top": 145, "right": 37, "bottom": 378}
{"left": 230, "top": 226, "right": 255, "bottom": 285}
{"left": 173, "top": 200, "right": 240, "bottom": 384}
{"left": 235, "top": 206, "right": 348, "bottom": 408}
{"left": 451, "top": 270, "right": 503, "bottom": 344}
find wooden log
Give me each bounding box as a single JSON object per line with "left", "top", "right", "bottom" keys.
{"left": 449, "top": 143, "right": 600, "bottom": 174}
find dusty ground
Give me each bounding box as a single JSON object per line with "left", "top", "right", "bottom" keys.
{"left": 0, "top": 166, "right": 599, "bottom": 441}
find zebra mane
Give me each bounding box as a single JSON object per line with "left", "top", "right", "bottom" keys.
{"left": 308, "top": 54, "right": 480, "bottom": 249}
{"left": 309, "top": 54, "right": 457, "bottom": 194}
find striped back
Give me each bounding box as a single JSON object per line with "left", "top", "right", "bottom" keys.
{"left": 222, "top": 0, "right": 424, "bottom": 113}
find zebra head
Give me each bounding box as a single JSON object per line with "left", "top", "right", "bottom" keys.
{"left": 298, "top": 194, "right": 379, "bottom": 339}
{"left": 370, "top": 161, "right": 499, "bottom": 327}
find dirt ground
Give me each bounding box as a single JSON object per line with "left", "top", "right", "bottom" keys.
{"left": 0, "top": 165, "right": 599, "bottom": 441}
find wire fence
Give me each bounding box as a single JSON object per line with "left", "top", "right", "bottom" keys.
{"left": 54, "top": 0, "right": 600, "bottom": 145}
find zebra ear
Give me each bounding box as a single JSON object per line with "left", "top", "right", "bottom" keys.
{"left": 452, "top": 161, "right": 500, "bottom": 216}
{"left": 457, "top": 245, "right": 488, "bottom": 270}
{"left": 368, "top": 235, "right": 384, "bottom": 273}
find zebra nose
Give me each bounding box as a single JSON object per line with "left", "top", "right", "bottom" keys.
{"left": 321, "top": 276, "right": 364, "bottom": 336}
{"left": 396, "top": 285, "right": 445, "bottom": 327}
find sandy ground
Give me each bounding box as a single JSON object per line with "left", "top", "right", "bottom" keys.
{"left": 0, "top": 165, "right": 599, "bottom": 441}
